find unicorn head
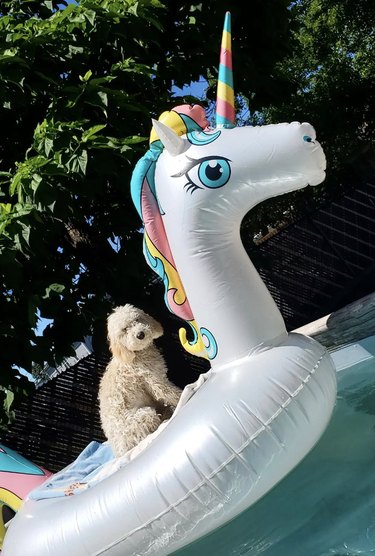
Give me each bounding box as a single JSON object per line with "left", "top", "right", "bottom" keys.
{"left": 130, "top": 13, "right": 326, "bottom": 366}
{"left": 147, "top": 10, "right": 325, "bottom": 221}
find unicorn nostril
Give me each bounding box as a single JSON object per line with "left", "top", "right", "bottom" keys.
{"left": 301, "top": 123, "right": 316, "bottom": 141}
{"left": 136, "top": 331, "right": 145, "bottom": 340}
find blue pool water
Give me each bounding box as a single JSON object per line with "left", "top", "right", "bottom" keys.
{"left": 176, "top": 335, "right": 375, "bottom": 556}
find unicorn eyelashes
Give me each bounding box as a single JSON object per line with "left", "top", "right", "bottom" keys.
{"left": 183, "top": 180, "right": 201, "bottom": 195}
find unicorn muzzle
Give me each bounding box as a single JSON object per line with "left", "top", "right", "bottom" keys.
{"left": 290, "top": 122, "right": 326, "bottom": 185}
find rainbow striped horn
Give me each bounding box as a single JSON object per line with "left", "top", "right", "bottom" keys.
{"left": 216, "top": 11, "right": 235, "bottom": 129}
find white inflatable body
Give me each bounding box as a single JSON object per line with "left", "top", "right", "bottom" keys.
{"left": 2, "top": 109, "right": 337, "bottom": 555}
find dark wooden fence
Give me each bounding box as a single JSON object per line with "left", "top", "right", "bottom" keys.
{"left": 3, "top": 354, "right": 107, "bottom": 472}
{"left": 251, "top": 177, "right": 375, "bottom": 331}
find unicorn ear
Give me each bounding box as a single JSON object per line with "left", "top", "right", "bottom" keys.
{"left": 151, "top": 119, "right": 188, "bottom": 156}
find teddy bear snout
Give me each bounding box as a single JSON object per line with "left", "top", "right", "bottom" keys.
{"left": 126, "top": 324, "right": 153, "bottom": 351}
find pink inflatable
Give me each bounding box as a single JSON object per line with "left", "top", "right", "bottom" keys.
{"left": 0, "top": 443, "right": 51, "bottom": 550}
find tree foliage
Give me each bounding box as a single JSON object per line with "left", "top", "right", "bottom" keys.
{"left": 0, "top": 0, "right": 167, "bottom": 429}
{"left": 0, "top": 0, "right": 293, "bottom": 428}
{"left": 244, "top": 0, "right": 375, "bottom": 236}
{"left": 276, "top": 0, "right": 374, "bottom": 167}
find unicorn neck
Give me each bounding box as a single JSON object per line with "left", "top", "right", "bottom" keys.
{"left": 171, "top": 226, "right": 287, "bottom": 369}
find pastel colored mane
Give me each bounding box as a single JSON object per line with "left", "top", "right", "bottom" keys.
{"left": 131, "top": 105, "right": 213, "bottom": 359}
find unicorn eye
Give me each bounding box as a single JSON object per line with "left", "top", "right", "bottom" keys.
{"left": 172, "top": 155, "right": 231, "bottom": 194}
{"left": 197, "top": 159, "right": 231, "bottom": 188}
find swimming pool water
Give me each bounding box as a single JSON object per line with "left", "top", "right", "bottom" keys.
{"left": 175, "top": 335, "right": 375, "bottom": 556}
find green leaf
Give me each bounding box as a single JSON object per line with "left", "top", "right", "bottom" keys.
{"left": 84, "top": 10, "right": 96, "bottom": 26}
{"left": 89, "top": 76, "right": 116, "bottom": 86}
{"left": 3, "top": 389, "right": 15, "bottom": 428}
{"left": 31, "top": 173, "right": 42, "bottom": 192}
{"left": 82, "top": 124, "right": 107, "bottom": 142}
{"left": 9, "top": 172, "right": 22, "bottom": 196}
{"left": 13, "top": 203, "right": 34, "bottom": 217}
{"left": 44, "top": 137, "right": 54, "bottom": 157}
{"left": 68, "top": 45, "right": 84, "bottom": 57}
{"left": 86, "top": 90, "right": 108, "bottom": 116}
{"left": 77, "top": 149, "right": 88, "bottom": 174}
{"left": 66, "top": 149, "right": 88, "bottom": 174}
{"left": 20, "top": 221, "right": 31, "bottom": 246}
{"left": 97, "top": 91, "right": 108, "bottom": 107}
{"left": 0, "top": 203, "right": 12, "bottom": 214}
{"left": 43, "top": 283, "right": 65, "bottom": 298}
{"left": 123, "top": 135, "right": 147, "bottom": 145}
{"left": 0, "top": 53, "right": 29, "bottom": 68}
{"left": 80, "top": 69, "right": 93, "bottom": 82}
{"left": 4, "top": 389, "right": 14, "bottom": 416}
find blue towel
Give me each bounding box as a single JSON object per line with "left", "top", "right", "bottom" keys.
{"left": 29, "top": 441, "right": 115, "bottom": 500}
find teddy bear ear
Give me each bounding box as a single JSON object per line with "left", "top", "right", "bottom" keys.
{"left": 109, "top": 340, "right": 135, "bottom": 364}
{"left": 147, "top": 315, "right": 163, "bottom": 339}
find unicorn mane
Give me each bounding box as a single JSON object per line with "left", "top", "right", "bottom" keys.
{"left": 130, "top": 105, "right": 211, "bottom": 359}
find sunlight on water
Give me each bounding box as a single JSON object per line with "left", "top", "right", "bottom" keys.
{"left": 176, "top": 336, "right": 375, "bottom": 556}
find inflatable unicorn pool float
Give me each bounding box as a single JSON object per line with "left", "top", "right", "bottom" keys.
{"left": 2, "top": 12, "right": 336, "bottom": 556}
{"left": 0, "top": 444, "right": 51, "bottom": 551}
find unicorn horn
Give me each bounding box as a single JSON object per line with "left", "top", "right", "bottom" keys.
{"left": 216, "top": 11, "right": 235, "bottom": 129}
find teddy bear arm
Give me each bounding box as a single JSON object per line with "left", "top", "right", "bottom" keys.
{"left": 145, "top": 378, "right": 182, "bottom": 407}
